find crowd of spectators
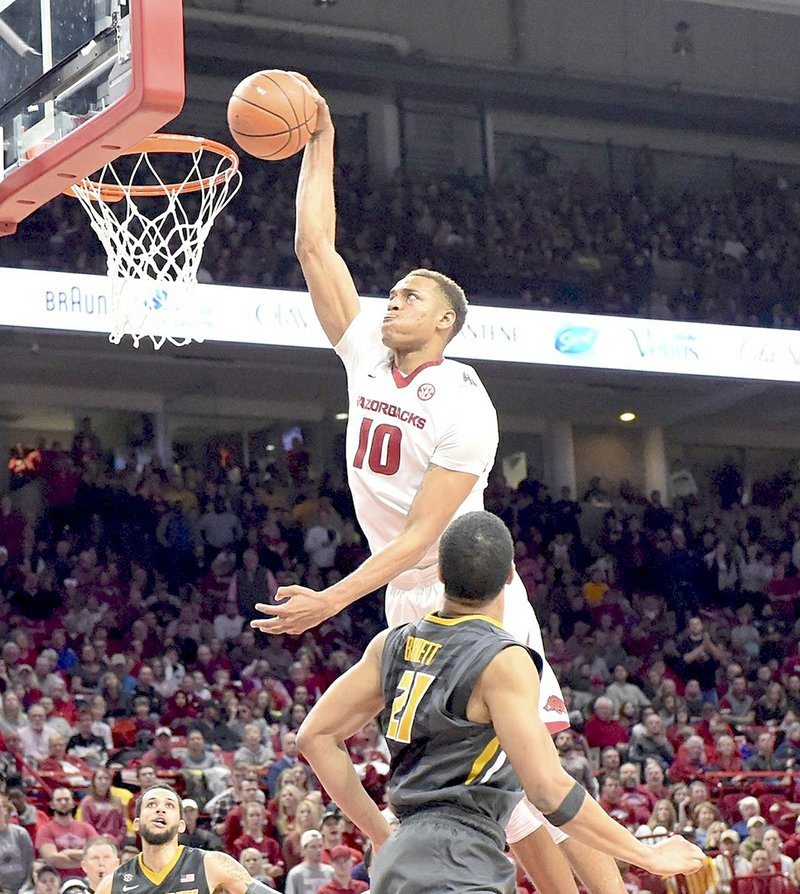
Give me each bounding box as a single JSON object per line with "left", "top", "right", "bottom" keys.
{"left": 0, "top": 417, "right": 800, "bottom": 893}
{"left": 5, "top": 140, "right": 800, "bottom": 332}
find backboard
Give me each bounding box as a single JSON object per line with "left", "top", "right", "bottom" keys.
{"left": 0, "top": 0, "right": 185, "bottom": 236}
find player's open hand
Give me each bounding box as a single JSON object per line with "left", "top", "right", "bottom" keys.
{"left": 643, "top": 836, "right": 706, "bottom": 877}
{"left": 287, "top": 71, "right": 331, "bottom": 138}
{"left": 251, "top": 585, "right": 338, "bottom": 635}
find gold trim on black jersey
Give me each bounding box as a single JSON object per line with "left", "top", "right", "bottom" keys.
{"left": 138, "top": 846, "right": 185, "bottom": 886}
{"left": 425, "top": 613, "right": 504, "bottom": 630}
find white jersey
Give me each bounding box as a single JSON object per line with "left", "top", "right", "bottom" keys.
{"left": 335, "top": 310, "right": 497, "bottom": 587}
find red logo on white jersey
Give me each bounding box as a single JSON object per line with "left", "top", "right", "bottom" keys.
{"left": 417, "top": 383, "right": 435, "bottom": 401}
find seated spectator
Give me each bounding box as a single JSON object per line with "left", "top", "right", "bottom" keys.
{"left": 234, "top": 723, "right": 275, "bottom": 773}
{"left": 583, "top": 696, "right": 630, "bottom": 750}
{"left": 67, "top": 706, "right": 109, "bottom": 768}
{"left": 38, "top": 734, "right": 92, "bottom": 786}
{"left": 205, "top": 762, "right": 261, "bottom": 836}
{"left": 754, "top": 684, "right": 789, "bottom": 728}
{"left": 178, "top": 798, "right": 223, "bottom": 851}
{"left": 6, "top": 778, "right": 49, "bottom": 843}
{"left": 647, "top": 799, "right": 678, "bottom": 834}
{"left": 238, "top": 848, "right": 276, "bottom": 889}
{"left": 319, "top": 808, "right": 362, "bottom": 865}
{"left": 181, "top": 728, "right": 220, "bottom": 771}
{"left": 35, "top": 787, "right": 98, "bottom": 880}
{"left": 775, "top": 721, "right": 800, "bottom": 766}
{"left": 604, "top": 665, "right": 651, "bottom": 713}
{"left": 139, "top": 727, "right": 182, "bottom": 772}
{"left": 77, "top": 836, "right": 121, "bottom": 892}
{"left": 316, "top": 846, "right": 368, "bottom": 894}
{"left": 77, "top": 769, "right": 127, "bottom": 848}
{"left": 0, "top": 792, "right": 34, "bottom": 894}
{"left": 618, "top": 762, "right": 657, "bottom": 825}
{"left": 691, "top": 800, "right": 722, "bottom": 849}
{"left": 745, "top": 731, "right": 789, "bottom": 782}
{"left": 739, "top": 848, "right": 792, "bottom": 894}
{"left": 713, "top": 829, "right": 752, "bottom": 894}
{"left": 783, "top": 815, "right": 800, "bottom": 861}
{"left": 232, "top": 802, "right": 284, "bottom": 880}
{"left": 733, "top": 797, "right": 763, "bottom": 840}
{"left": 642, "top": 760, "right": 670, "bottom": 802}
{"left": 284, "top": 830, "right": 333, "bottom": 894}
{"left": 763, "top": 827, "right": 794, "bottom": 876}
{"left": 554, "top": 730, "right": 598, "bottom": 797}
{"left": 668, "top": 735, "right": 709, "bottom": 783}
{"left": 627, "top": 713, "right": 675, "bottom": 771}
{"left": 223, "top": 777, "right": 265, "bottom": 853}
{"left": 598, "top": 774, "right": 635, "bottom": 826}
{"left": 0, "top": 692, "right": 27, "bottom": 736}
{"left": 266, "top": 731, "right": 301, "bottom": 798}
{"left": 741, "top": 816, "right": 769, "bottom": 861}
{"left": 708, "top": 733, "right": 744, "bottom": 773}
{"left": 19, "top": 702, "right": 56, "bottom": 761}
{"left": 282, "top": 797, "right": 323, "bottom": 872}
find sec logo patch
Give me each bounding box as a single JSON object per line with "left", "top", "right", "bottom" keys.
{"left": 417, "top": 383, "right": 435, "bottom": 401}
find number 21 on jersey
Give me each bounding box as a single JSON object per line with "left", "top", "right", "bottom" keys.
{"left": 386, "top": 669, "right": 435, "bottom": 743}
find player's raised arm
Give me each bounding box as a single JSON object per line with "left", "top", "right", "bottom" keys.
{"left": 296, "top": 631, "right": 393, "bottom": 849}
{"left": 291, "top": 75, "right": 360, "bottom": 346}
{"left": 481, "top": 646, "right": 706, "bottom": 877}
{"left": 252, "top": 463, "right": 478, "bottom": 634}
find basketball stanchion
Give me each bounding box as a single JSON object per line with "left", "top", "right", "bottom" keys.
{"left": 68, "top": 133, "right": 242, "bottom": 350}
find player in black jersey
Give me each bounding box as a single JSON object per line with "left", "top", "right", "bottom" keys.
{"left": 93, "top": 785, "right": 273, "bottom": 894}
{"left": 298, "top": 511, "right": 706, "bottom": 893}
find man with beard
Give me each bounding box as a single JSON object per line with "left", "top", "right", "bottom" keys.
{"left": 94, "top": 785, "right": 275, "bottom": 894}
{"left": 36, "top": 788, "right": 99, "bottom": 880}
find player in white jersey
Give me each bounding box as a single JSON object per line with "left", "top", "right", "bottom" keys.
{"left": 251, "top": 75, "right": 625, "bottom": 894}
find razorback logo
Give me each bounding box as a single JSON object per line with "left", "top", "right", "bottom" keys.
{"left": 543, "top": 695, "right": 566, "bottom": 714}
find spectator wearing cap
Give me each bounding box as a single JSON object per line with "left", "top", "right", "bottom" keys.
{"left": 178, "top": 798, "right": 223, "bottom": 851}
{"left": 36, "top": 787, "right": 98, "bottom": 880}
{"left": 713, "top": 829, "right": 751, "bottom": 894}
{"left": 139, "top": 727, "right": 182, "bottom": 772}
{"left": 320, "top": 808, "right": 362, "bottom": 865}
{"left": 740, "top": 816, "right": 768, "bottom": 861}
{"left": 284, "top": 830, "right": 333, "bottom": 894}
{"left": 316, "top": 846, "right": 368, "bottom": 894}
{"left": 583, "top": 696, "right": 630, "bottom": 750}
{"left": 0, "top": 792, "right": 34, "bottom": 893}
{"left": 108, "top": 654, "right": 136, "bottom": 694}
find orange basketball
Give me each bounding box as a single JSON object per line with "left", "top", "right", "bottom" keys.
{"left": 227, "top": 70, "right": 318, "bottom": 161}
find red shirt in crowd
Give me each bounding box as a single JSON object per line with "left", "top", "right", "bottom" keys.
{"left": 583, "top": 716, "right": 629, "bottom": 750}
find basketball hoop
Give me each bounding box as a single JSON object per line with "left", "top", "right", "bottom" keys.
{"left": 68, "top": 133, "right": 242, "bottom": 349}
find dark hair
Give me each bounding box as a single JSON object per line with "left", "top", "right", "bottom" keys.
{"left": 135, "top": 783, "right": 183, "bottom": 819}
{"left": 438, "top": 511, "right": 513, "bottom": 604}
{"left": 408, "top": 268, "right": 468, "bottom": 341}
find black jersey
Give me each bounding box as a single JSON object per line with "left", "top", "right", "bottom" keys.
{"left": 380, "top": 612, "right": 542, "bottom": 835}
{"left": 111, "top": 847, "right": 211, "bottom": 894}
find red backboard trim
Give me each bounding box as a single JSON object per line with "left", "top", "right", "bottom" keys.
{"left": 0, "top": 0, "right": 185, "bottom": 236}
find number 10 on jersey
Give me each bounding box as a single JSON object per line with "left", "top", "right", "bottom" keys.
{"left": 353, "top": 417, "right": 401, "bottom": 476}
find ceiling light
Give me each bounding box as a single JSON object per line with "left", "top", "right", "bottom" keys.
{"left": 619, "top": 412, "right": 637, "bottom": 423}
{"left": 335, "top": 412, "right": 348, "bottom": 421}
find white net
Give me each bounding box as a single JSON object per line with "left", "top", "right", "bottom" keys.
{"left": 70, "top": 135, "right": 242, "bottom": 349}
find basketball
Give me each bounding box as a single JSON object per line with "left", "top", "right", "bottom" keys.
{"left": 227, "top": 70, "right": 318, "bottom": 161}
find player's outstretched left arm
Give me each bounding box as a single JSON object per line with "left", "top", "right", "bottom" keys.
{"left": 296, "top": 631, "right": 393, "bottom": 850}
{"left": 251, "top": 463, "right": 478, "bottom": 635}
{"left": 481, "top": 647, "right": 706, "bottom": 877}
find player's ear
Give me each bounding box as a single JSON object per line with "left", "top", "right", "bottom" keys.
{"left": 178, "top": 818, "right": 186, "bottom": 833}
{"left": 132, "top": 816, "right": 140, "bottom": 833}
{"left": 506, "top": 567, "right": 515, "bottom": 585}
{"left": 436, "top": 306, "right": 456, "bottom": 333}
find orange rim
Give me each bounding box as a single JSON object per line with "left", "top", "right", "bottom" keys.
{"left": 66, "top": 133, "right": 240, "bottom": 202}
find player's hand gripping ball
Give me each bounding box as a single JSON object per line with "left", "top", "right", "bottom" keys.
{"left": 227, "top": 69, "right": 318, "bottom": 161}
